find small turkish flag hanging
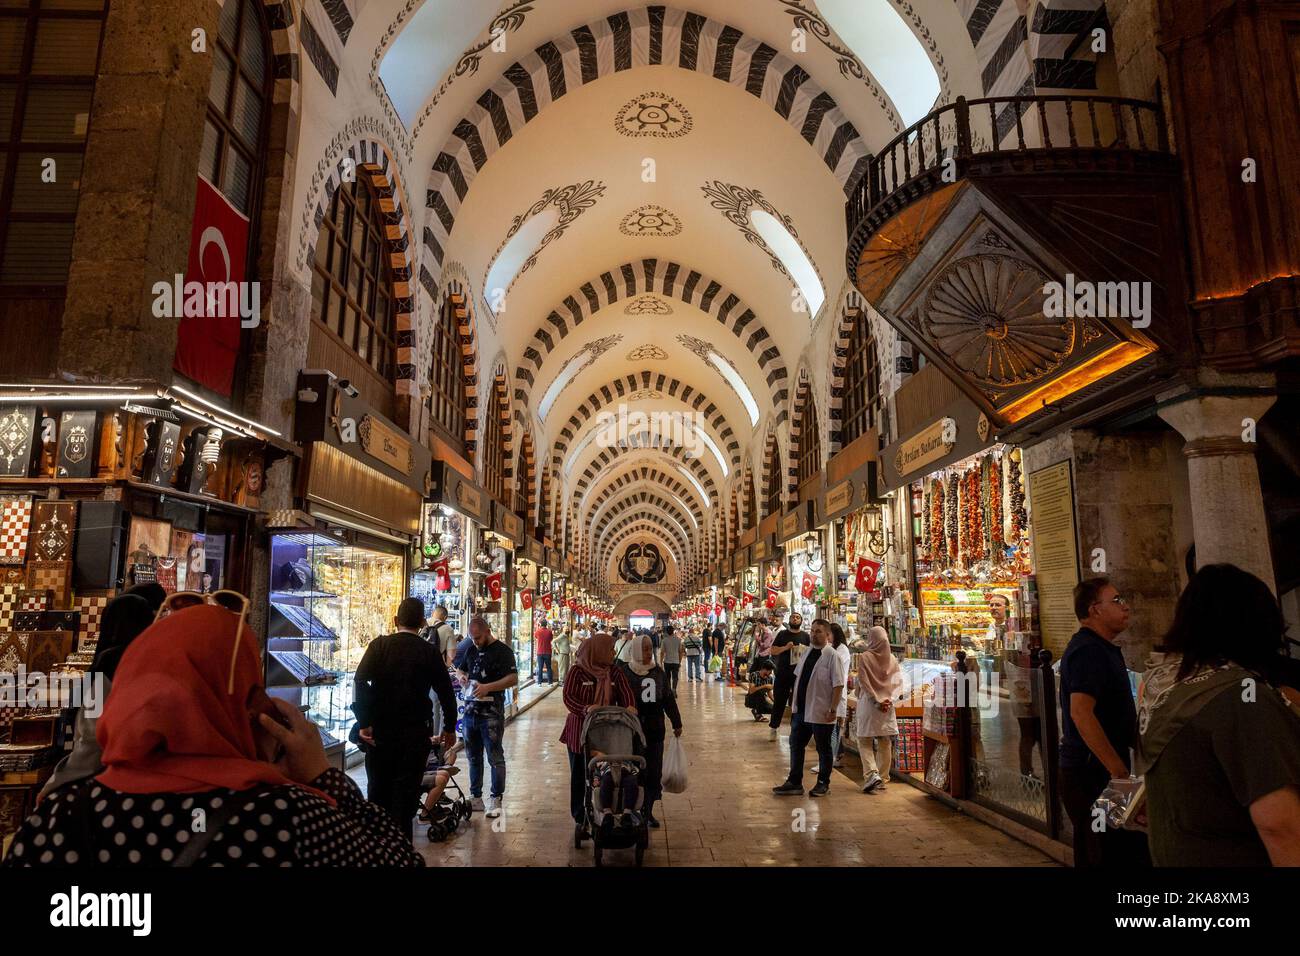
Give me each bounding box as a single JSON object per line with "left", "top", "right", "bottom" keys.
{"left": 431, "top": 557, "right": 451, "bottom": 592}
{"left": 725, "top": 595, "right": 737, "bottom": 611}
{"left": 567, "top": 597, "right": 578, "bottom": 611}
{"left": 765, "top": 587, "right": 778, "bottom": 609}
{"left": 854, "top": 557, "right": 882, "bottom": 593}
{"left": 520, "top": 588, "right": 533, "bottom": 610}
{"left": 801, "top": 572, "right": 817, "bottom": 600}
{"left": 541, "top": 593, "right": 553, "bottom": 610}
{"left": 696, "top": 603, "right": 707, "bottom": 616}
{"left": 486, "top": 571, "right": 503, "bottom": 601}
{"left": 742, "top": 592, "right": 755, "bottom": 608}
{"left": 713, "top": 603, "right": 723, "bottom": 616}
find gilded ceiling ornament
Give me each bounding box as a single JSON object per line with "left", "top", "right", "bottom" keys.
{"left": 624, "top": 295, "right": 673, "bottom": 316}
{"left": 626, "top": 344, "right": 669, "bottom": 362}
{"left": 921, "top": 255, "right": 1073, "bottom": 388}
{"left": 619, "top": 204, "right": 683, "bottom": 238}
{"left": 615, "top": 92, "right": 693, "bottom": 138}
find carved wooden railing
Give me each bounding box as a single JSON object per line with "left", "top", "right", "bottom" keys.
{"left": 846, "top": 94, "right": 1170, "bottom": 271}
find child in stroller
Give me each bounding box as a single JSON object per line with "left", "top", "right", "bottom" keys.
{"left": 418, "top": 739, "right": 472, "bottom": 842}
{"left": 575, "top": 705, "right": 649, "bottom": 866}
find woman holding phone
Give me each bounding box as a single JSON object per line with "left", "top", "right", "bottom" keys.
{"left": 4, "top": 604, "right": 422, "bottom": 868}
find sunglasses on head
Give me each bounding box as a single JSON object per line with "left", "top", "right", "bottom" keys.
{"left": 155, "top": 590, "right": 251, "bottom": 695}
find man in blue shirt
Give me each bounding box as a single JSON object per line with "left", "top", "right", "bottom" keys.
{"left": 1058, "top": 577, "right": 1149, "bottom": 867}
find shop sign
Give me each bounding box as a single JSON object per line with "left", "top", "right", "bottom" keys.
{"left": 894, "top": 417, "right": 957, "bottom": 478}
{"left": 781, "top": 511, "right": 799, "bottom": 542}
{"left": 455, "top": 482, "right": 483, "bottom": 519}
{"left": 825, "top": 480, "right": 854, "bottom": 517}
{"left": 359, "top": 415, "right": 414, "bottom": 475}
{"left": 753, "top": 539, "right": 768, "bottom": 561}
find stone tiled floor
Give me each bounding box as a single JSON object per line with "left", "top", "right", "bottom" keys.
{"left": 412, "top": 678, "right": 1061, "bottom": 867}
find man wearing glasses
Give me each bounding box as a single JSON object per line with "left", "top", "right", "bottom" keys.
{"left": 1059, "top": 577, "right": 1149, "bottom": 867}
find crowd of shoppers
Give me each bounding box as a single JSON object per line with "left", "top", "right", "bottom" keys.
{"left": 7, "top": 563, "right": 1296, "bottom": 869}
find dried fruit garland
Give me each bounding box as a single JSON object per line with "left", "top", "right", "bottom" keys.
{"left": 929, "top": 479, "right": 946, "bottom": 564}
{"left": 989, "top": 452, "right": 1004, "bottom": 551}
{"left": 1008, "top": 451, "right": 1027, "bottom": 540}
{"left": 945, "top": 477, "right": 959, "bottom": 558}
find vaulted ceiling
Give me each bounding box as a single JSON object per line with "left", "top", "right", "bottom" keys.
{"left": 322, "top": 0, "right": 989, "bottom": 596}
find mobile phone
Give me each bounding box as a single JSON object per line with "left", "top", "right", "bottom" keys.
{"left": 248, "top": 686, "right": 292, "bottom": 730}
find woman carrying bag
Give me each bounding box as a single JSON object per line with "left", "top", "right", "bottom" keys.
{"left": 618, "top": 634, "right": 683, "bottom": 827}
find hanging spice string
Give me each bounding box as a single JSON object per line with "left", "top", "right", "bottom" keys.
{"left": 945, "top": 476, "right": 959, "bottom": 561}
{"left": 990, "top": 452, "right": 1004, "bottom": 553}
{"left": 1008, "top": 451, "right": 1027, "bottom": 541}
{"left": 930, "top": 478, "right": 946, "bottom": 565}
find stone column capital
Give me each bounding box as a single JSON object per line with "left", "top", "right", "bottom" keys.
{"left": 1157, "top": 393, "right": 1277, "bottom": 444}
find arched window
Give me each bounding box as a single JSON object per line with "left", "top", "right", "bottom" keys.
{"left": 429, "top": 291, "right": 468, "bottom": 453}
{"left": 842, "top": 307, "right": 881, "bottom": 445}
{"left": 763, "top": 436, "right": 782, "bottom": 519}
{"left": 482, "top": 382, "right": 507, "bottom": 505}
{"left": 200, "top": 0, "right": 271, "bottom": 226}
{"left": 310, "top": 176, "right": 398, "bottom": 387}
{"left": 797, "top": 393, "right": 821, "bottom": 487}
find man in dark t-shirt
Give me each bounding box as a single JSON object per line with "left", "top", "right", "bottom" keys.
{"left": 767, "top": 613, "right": 808, "bottom": 738}
{"left": 1058, "top": 577, "right": 1148, "bottom": 867}
{"left": 455, "top": 616, "right": 518, "bottom": 818}
{"left": 353, "top": 597, "right": 457, "bottom": 840}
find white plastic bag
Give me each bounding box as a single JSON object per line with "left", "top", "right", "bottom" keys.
{"left": 661, "top": 736, "right": 689, "bottom": 793}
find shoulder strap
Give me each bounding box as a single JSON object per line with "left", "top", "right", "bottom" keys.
{"left": 173, "top": 796, "right": 241, "bottom": 867}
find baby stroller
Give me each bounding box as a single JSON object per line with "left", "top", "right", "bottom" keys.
{"left": 574, "top": 706, "right": 648, "bottom": 867}
{"left": 419, "top": 740, "right": 473, "bottom": 843}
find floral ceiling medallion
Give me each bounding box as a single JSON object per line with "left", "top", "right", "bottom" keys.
{"left": 624, "top": 295, "right": 673, "bottom": 316}
{"left": 615, "top": 92, "right": 693, "bottom": 138}
{"left": 700, "top": 180, "right": 825, "bottom": 292}
{"left": 626, "top": 344, "right": 668, "bottom": 362}
{"left": 620, "top": 204, "right": 683, "bottom": 238}
{"left": 484, "top": 179, "right": 605, "bottom": 306}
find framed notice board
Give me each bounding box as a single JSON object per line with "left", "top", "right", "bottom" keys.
{"left": 1028, "top": 460, "right": 1081, "bottom": 659}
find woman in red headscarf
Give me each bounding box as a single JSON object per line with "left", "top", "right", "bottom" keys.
{"left": 3, "top": 605, "right": 422, "bottom": 867}
{"left": 561, "top": 632, "right": 634, "bottom": 834}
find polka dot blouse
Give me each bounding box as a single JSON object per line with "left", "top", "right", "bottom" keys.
{"left": 2, "top": 769, "right": 424, "bottom": 867}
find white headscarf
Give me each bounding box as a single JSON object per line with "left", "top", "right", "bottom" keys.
{"left": 625, "top": 634, "right": 655, "bottom": 676}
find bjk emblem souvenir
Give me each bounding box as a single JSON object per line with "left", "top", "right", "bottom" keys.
{"left": 801, "top": 572, "right": 817, "bottom": 600}
{"left": 520, "top": 588, "right": 533, "bottom": 610}
{"left": 742, "top": 592, "right": 755, "bottom": 608}
{"left": 854, "top": 557, "right": 882, "bottom": 593}
{"left": 431, "top": 557, "right": 451, "bottom": 592}
{"left": 541, "top": 593, "right": 553, "bottom": 610}
{"left": 765, "top": 587, "right": 778, "bottom": 609}
{"left": 486, "top": 571, "right": 503, "bottom": 601}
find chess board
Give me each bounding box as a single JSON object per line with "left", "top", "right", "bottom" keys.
{"left": 17, "top": 588, "right": 48, "bottom": 612}
{"left": 72, "top": 593, "right": 112, "bottom": 649}
{"left": 0, "top": 495, "right": 32, "bottom": 565}
{"left": 25, "top": 561, "right": 71, "bottom": 608}
{"left": 0, "top": 585, "right": 18, "bottom": 632}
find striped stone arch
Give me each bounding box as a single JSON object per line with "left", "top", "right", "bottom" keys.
{"left": 518, "top": 259, "right": 788, "bottom": 423}
{"left": 572, "top": 443, "right": 718, "bottom": 506}
{"left": 551, "top": 370, "right": 742, "bottom": 470}
{"left": 584, "top": 468, "right": 707, "bottom": 528}
{"left": 600, "top": 525, "right": 688, "bottom": 580}
{"left": 1029, "top": 0, "right": 1106, "bottom": 91}
{"left": 593, "top": 492, "right": 698, "bottom": 549}
{"left": 760, "top": 426, "right": 789, "bottom": 518}
{"left": 789, "top": 366, "right": 823, "bottom": 481}
{"left": 431, "top": 274, "right": 481, "bottom": 456}
{"left": 424, "top": 5, "right": 871, "bottom": 280}
{"left": 514, "top": 426, "right": 538, "bottom": 528}
{"left": 303, "top": 138, "right": 419, "bottom": 417}
{"left": 597, "top": 513, "right": 692, "bottom": 572}
{"left": 486, "top": 363, "right": 513, "bottom": 489}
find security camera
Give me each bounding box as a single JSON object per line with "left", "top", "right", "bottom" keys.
{"left": 337, "top": 379, "right": 359, "bottom": 398}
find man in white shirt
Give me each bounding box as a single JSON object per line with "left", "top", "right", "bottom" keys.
{"left": 772, "top": 619, "right": 847, "bottom": 797}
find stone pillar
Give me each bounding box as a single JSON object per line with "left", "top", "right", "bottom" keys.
{"left": 58, "top": 0, "right": 218, "bottom": 381}
{"left": 1158, "top": 392, "right": 1278, "bottom": 591}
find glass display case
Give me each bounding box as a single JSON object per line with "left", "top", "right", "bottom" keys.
{"left": 267, "top": 531, "right": 405, "bottom": 759}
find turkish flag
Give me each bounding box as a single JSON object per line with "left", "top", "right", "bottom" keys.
{"left": 696, "top": 604, "right": 706, "bottom": 616}
{"left": 486, "top": 571, "right": 503, "bottom": 601}
{"left": 854, "top": 557, "right": 882, "bottom": 593}
{"left": 431, "top": 557, "right": 451, "bottom": 592}
{"left": 520, "top": 588, "right": 533, "bottom": 610}
{"left": 765, "top": 587, "right": 778, "bottom": 609}
{"left": 725, "top": 595, "right": 737, "bottom": 611}
{"left": 801, "top": 572, "right": 817, "bottom": 600}
{"left": 713, "top": 603, "right": 723, "bottom": 616}
{"left": 541, "top": 593, "right": 553, "bottom": 610}
{"left": 567, "top": 598, "right": 578, "bottom": 611}
{"left": 742, "top": 592, "right": 755, "bottom": 608}
{"left": 173, "top": 175, "right": 249, "bottom": 396}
